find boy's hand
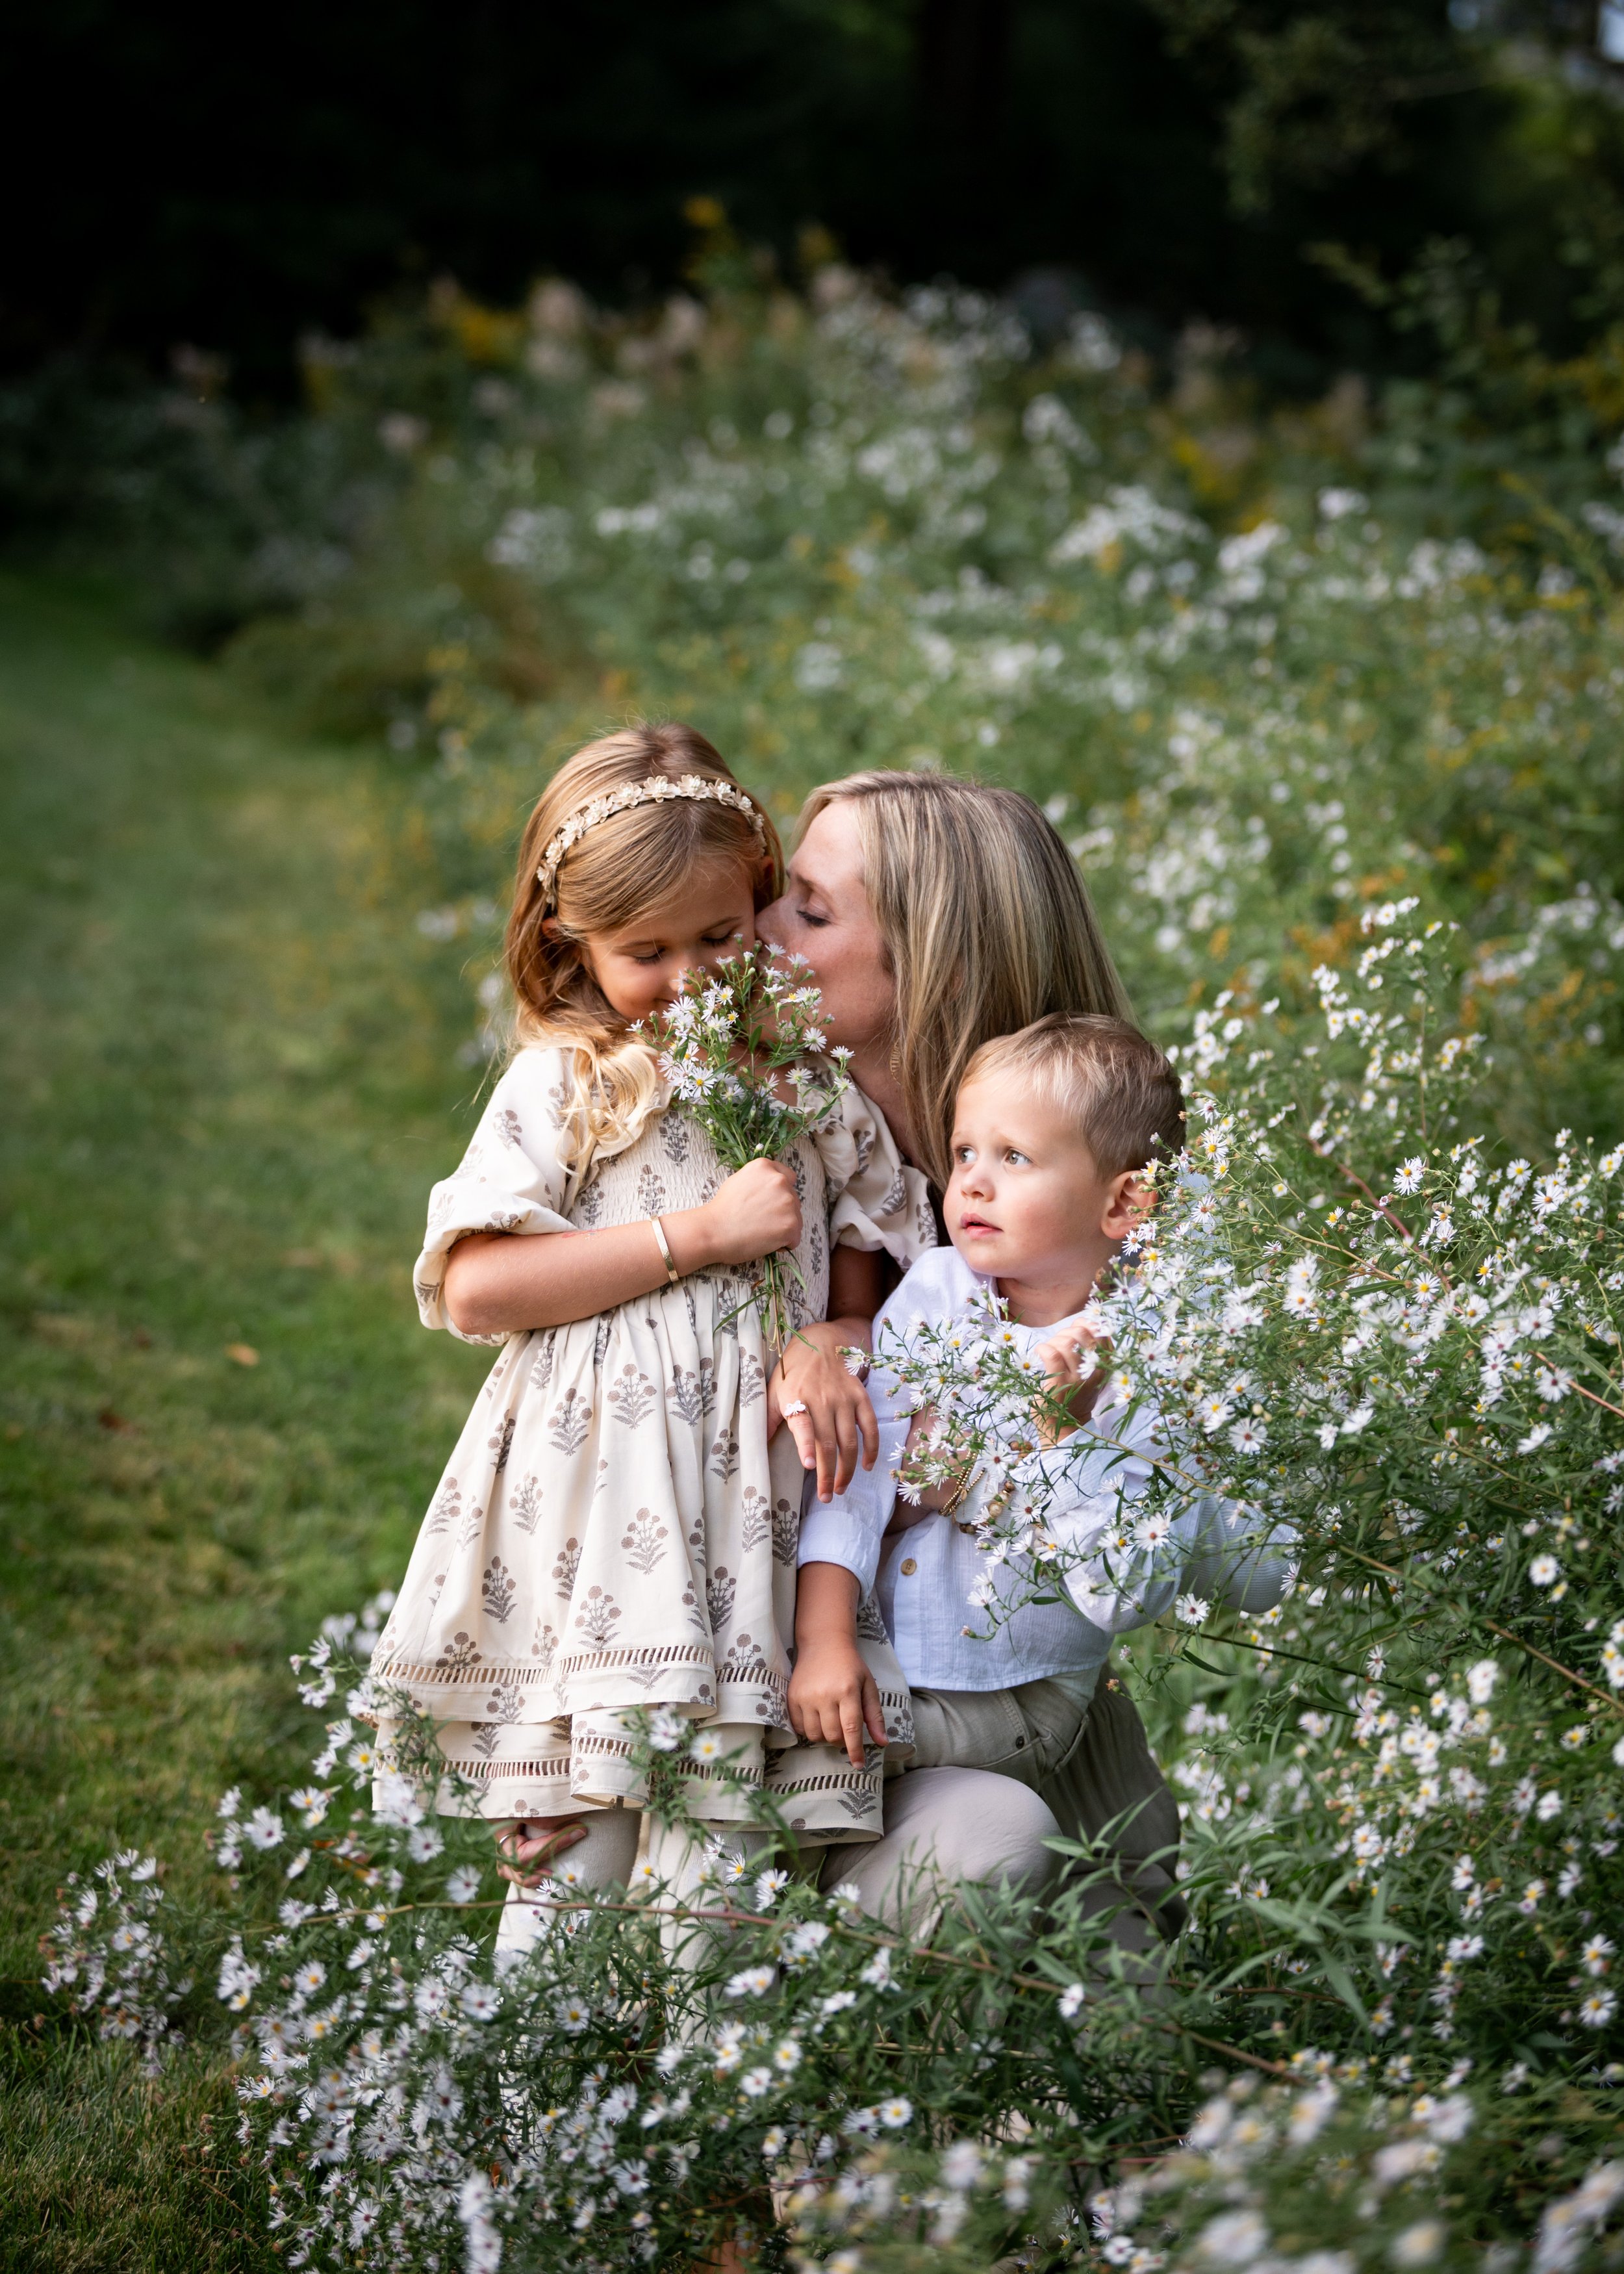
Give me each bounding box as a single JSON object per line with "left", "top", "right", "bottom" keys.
{"left": 1032, "top": 1316, "right": 1109, "bottom": 1444}
{"left": 791, "top": 1561, "right": 889, "bottom": 1767}
{"left": 768, "top": 1320, "right": 879, "bottom": 1499}
{"left": 788, "top": 1636, "right": 888, "bottom": 1767}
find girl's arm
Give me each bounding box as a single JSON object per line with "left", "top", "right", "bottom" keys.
{"left": 768, "top": 1244, "right": 882, "bottom": 1500}
{"left": 442, "top": 1156, "right": 801, "bottom": 1338}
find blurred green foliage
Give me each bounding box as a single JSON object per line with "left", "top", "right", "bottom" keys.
{"left": 23, "top": 257, "right": 1614, "bottom": 1145}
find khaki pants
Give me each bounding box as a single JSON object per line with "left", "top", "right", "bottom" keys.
{"left": 820, "top": 1664, "right": 1186, "bottom": 1947}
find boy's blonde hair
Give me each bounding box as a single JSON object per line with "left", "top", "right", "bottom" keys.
{"left": 960, "top": 1014, "right": 1186, "bottom": 1177}
{"left": 505, "top": 722, "right": 782, "bottom": 1164}
{"left": 793, "top": 772, "right": 1128, "bottom": 1193}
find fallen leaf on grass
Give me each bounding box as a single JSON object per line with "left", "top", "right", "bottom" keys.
{"left": 97, "top": 1408, "right": 136, "bottom": 1434}
{"left": 225, "top": 1344, "right": 260, "bottom": 1368}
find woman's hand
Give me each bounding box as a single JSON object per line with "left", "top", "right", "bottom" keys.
{"left": 768, "top": 1318, "right": 878, "bottom": 1500}
{"left": 696, "top": 1158, "right": 803, "bottom": 1267}
{"left": 1032, "top": 1317, "right": 1109, "bottom": 1444}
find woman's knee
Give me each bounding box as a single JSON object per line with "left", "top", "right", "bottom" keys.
{"left": 907, "top": 1769, "right": 1063, "bottom": 1897}
{"left": 827, "top": 1768, "right": 1063, "bottom": 1927}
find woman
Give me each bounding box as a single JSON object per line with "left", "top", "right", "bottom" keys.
{"left": 759, "top": 769, "right": 1126, "bottom": 1191}
{"left": 758, "top": 771, "right": 1184, "bottom": 1939}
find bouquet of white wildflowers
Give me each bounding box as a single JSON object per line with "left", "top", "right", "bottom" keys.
{"left": 645, "top": 943, "right": 851, "bottom": 1351}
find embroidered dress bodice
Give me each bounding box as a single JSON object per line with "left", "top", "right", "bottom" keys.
{"left": 374, "top": 1044, "right": 933, "bottom": 1835}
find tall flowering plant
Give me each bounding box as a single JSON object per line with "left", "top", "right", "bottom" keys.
{"left": 41, "top": 907, "right": 1624, "bottom": 2274}
{"left": 644, "top": 944, "right": 851, "bottom": 1351}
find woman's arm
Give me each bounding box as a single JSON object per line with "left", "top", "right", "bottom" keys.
{"left": 768, "top": 1244, "right": 882, "bottom": 1500}
{"left": 442, "top": 1156, "right": 802, "bottom": 1338}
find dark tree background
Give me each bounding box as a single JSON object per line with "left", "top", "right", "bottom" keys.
{"left": 4, "top": 0, "right": 1621, "bottom": 390}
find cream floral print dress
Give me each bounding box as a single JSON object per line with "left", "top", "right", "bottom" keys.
{"left": 373, "top": 1043, "right": 935, "bottom": 1840}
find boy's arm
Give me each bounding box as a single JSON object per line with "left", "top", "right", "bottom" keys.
{"left": 792, "top": 1310, "right": 915, "bottom": 1767}
{"left": 1180, "top": 1496, "right": 1296, "bottom": 1615}
{"left": 1047, "top": 1399, "right": 1296, "bottom": 1631}
{"left": 787, "top": 1563, "right": 887, "bottom": 1767}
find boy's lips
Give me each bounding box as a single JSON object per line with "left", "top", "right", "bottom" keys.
{"left": 958, "top": 1214, "right": 1000, "bottom": 1236}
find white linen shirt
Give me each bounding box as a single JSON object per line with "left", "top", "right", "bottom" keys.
{"left": 798, "top": 1244, "right": 1291, "bottom": 1693}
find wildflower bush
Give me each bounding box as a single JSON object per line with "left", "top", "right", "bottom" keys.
{"left": 24, "top": 248, "right": 1624, "bottom": 2269}
{"left": 43, "top": 902, "right": 1624, "bottom": 2272}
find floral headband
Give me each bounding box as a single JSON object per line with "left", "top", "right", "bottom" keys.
{"left": 535, "top": 774, "right": 767, "bottom": 912}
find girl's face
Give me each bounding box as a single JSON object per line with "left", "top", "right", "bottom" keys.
{"left": 757, "top": 802, "right": 895, "bottom": 1054}
{"left": 567, "top": 858, "right": 759, "bottom": 1025}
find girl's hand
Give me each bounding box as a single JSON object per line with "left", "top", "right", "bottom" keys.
{"left": 1032, "top": 1316, "right": 1109, "bottom": 1444}
{"left": 495, "top": 1816, "right": 587, "bottom": 1889}
{"left": 697, "top": 1158, "right": 803, "bottom": 1266}
{"left": 788, "top": 1635, "right": 887, "bottom": 1767}
{"left": 768, "top": 1320, "right": 878, "bottom": 1500}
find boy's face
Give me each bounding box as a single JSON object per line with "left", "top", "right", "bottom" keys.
{"left": 944, "top": 1070, "right": 1148, "bottom": 1309}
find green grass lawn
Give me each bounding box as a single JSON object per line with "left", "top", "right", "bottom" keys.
{"left": 0, "top": 576, "right": 494, "bottom": 2267}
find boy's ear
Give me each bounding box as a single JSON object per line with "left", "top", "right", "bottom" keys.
{"left": 1101, "top": 1168, "right": 1156, "bottom": 1240}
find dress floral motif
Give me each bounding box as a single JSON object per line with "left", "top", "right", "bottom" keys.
{"left": 374, "top": 1045, "right": 935, "bottom": 1837}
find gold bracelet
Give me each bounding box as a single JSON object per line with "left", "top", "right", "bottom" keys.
{"left": 649, "top": 1214, "right": 681, "bottom": 1286}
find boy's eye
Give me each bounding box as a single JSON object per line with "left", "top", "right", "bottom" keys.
{"left": 1004, "top": 1149, "right": 1030, "bottom": 1167}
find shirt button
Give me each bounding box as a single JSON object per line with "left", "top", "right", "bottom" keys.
{"left": 899, "top": 1557, "right": 917, "bottom": 1576}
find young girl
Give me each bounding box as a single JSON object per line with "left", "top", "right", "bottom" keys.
{"left": 372, "top": 724, "right": 932, "bottom": 1889}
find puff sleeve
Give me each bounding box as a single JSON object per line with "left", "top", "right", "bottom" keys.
{"left": 412, "top": 1049, "right": 581, "bottom": 1342}
{"left": 812, "top": 1081, "right": 937, "bottom": 1270}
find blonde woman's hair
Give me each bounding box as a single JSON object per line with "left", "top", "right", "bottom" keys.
{"left": 961, "top": 1014, "right": 1185, "bottom": 1177}
{"left": 794, "top": 771, "right": 1129, "bottom": 1192}
{"left": 505, "top": 723, "right": 782, "bottom": 1167}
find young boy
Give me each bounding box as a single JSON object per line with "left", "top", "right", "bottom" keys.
{"left": 788, "top": 1014, "right": 1290, "bottom": 1915}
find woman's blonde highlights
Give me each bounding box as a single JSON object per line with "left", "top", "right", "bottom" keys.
{"left": 794, "top": 771, "right": 1129, "bottom": 1192}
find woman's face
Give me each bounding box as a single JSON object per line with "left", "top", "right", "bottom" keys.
{"left": 757, "top": 802, "right": 895, "bottom": 1054}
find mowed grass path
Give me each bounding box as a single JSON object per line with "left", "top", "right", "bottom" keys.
{"left": 0, "top": 578, "right": 494, "bottom": 2267}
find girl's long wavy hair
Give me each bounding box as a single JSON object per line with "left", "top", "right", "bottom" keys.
{"left": 504, "top": 724, "right": 782, "bottom": 1168}
{"left": 793, "top": 771, "right": 1129, "bottom": 1193}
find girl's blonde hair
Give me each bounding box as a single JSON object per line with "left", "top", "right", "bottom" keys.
{"left": 505, "top": 724, "right": 781, "bottom": 1167}
{"left": 794, "top": 771, "right": 1129, "bottom": 1193}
